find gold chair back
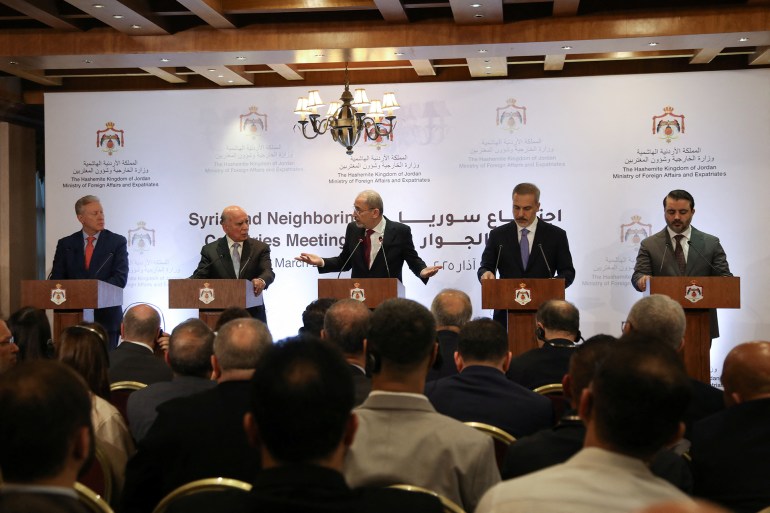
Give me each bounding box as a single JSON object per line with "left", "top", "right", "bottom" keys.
{"left": 464, "top": 421, "right": 516, "bottom": 471}
{"left": 74, "top": 482, "right": 115, "bottom": 513}
{"left": 389, "top": 484, "right": 466, "bottom": 513}
{"left": 151, "top": 477, "right": 252, "bottom": 513}
{"left": 533, "top": 383, "right": 564, "bottom": 395}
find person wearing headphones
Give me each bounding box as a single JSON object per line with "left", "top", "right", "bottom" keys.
{"left": 506, "top": 299, "right": 581, "bottom": 389}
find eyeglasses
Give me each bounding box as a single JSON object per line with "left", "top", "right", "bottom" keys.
{"left": 0, "top": 336, "right": 15, "bottom": 348}
{"left": 353, "top": 206, "right": 373, "bottom": 214}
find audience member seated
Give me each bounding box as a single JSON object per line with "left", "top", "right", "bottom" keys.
{"left": 623, "top": 294, "right": 724, "bottom": 436}
{"left": 7, "top": 306, "right": 53, "bottom": 360}
{"left": 121, "top": 318, "right": 272, "bottom": 513}
{"left": 690, "top": 341, "right": 770, "bottom": 513}
{"left": 321, "top": 299, "right": 372, "bottom": 406}
{"left": 344, "top": 298, "right": 500, "bottom": 512}
{"left": 0, "top": 360, "right": 93, "bottom": 513}
{"left": 427, "top": 289, "right": 472, "bottom": 382}
{"left": 501, "top": 334, "right": 693, "bottom": 492}
{"left": 0, "top": 319, "right": 18, "bottom": 375}
{"left": 57, "top": 324, "right": 135, "bottom": 495}
{"left": 176, "top": 337, "right": 444, "bottom": 513}
{"left": 477, "top": 335, "right": 694, "bottom": 513}
{"left": 214, "top": 307, "right": 252, "bottom": 332}
{"left": 299, "top": 298, "right": 338, "bottom": 337}
{"left": 127, "top": 318, "right": 216, "bottom": 442}
{"left": 425, "top": 318, "right": 552, "bottom": 437}
{"left": 109, "top": 304, "right": 172, "bottom": 385}
{"left": 506, "top": 299, "right": 580, "bottom": 389}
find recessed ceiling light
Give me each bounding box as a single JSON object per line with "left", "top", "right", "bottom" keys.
{"left": 478, "top": 49, "right": 487, "bottom": 53}
{"left": 314, "top": 53, "right": 324, "bottom": 57}
{"left": 160, "top": 58, "right": 169, "bottom": 62}
{"left": 648, "top": 42, "right": 659, "bottom": 47}
{"left": 9, "top": 60, "right": 18, "bottom": 65}
{"left": 562, "top": 45, "right": 572, "bottom": 50}
{"left": 92, "top": 3, "right": 104, "bottom": 7}
{"left": 227, "top": 80, "right": 234, "bottom": 83}
{"left": 739, "top": 37, "right": 749, "bottom": 42}
{"left": 131, "top": 24, "right": 141, "bottom": 29}
{"left": 394, "top": 52, "right": 405, "bottom": 56}
{"left": 236, "top": 56, "right": 246, "bottom": 61}
{"left": 474, "top": 13, "right": 484, "bottom": 18}
{"left": 207, "top": 68, "right": 216, "bottom": 72}
{"left": 83, "top": 59, "right": 92, "bottom": 64}
{"left": 217, "top": 75, "right": 224, "bottom": 78}
{"left": 485, "top": 66, "right": 491, "bottom": 69}
{"left": 113, "top": 14, "right": 123, "bottom": 19}
{"left": 471, "top": 3, "right": 481, "bottom": 7}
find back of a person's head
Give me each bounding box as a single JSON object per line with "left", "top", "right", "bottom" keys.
{"left": 7, "top": 306, "right": 53, "bottom": 360}
{"left": 720, "top": 340, "right": 770, "bottom": 402}
{"left": 591, "top": 334, "right": 691, "bottom": 459}
{"left": 300, "top": 298, "right": 338, "bottom": 337}
{"left": 57, "top": 324, "right": 111, "bottom": 399}
{"left": 214, "top": 307, "right": 251, "bottom": 332}
{"left": 626, "top": 294, "right": 686, "bottom": 350}
{"left": 123, "top": 304, "right": 161, "bottom": 342}
{"left": 323, "top": 299, "right": 371, "bottom": 355}
{"left": 168, "top": 318, "right": 215, "bottom": 377}
{"left": 458, "top": 318, "right": 508, "bottom": 363}
{"left": 0, "top": 360, "right": 92, "bottom": 483}
{"left": 536, "top": 299, "right": 580, "bottom": 336}
{"left": 568, "top": 334, "right": 617, "bottom": 403}
{"left": 249, "top": 337, "right": 354, "bottom": 464}
{"left": 214, "top": 318, "right": 272, "bottom": 371}
{"left": 368, "top": 298, "right": 436, "bottom": 372}
{"left": 431, "top": 289, "right": 472, "bottom": 328}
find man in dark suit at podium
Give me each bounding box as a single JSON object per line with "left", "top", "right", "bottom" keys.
{"left": 295, "top": 190, "right": 442, "bottom": 283}
{"left": 632, "top": 189, "right": 732, "bottom": 339}
{"left": 478, "top": 183, "right": 575, "bottom": 328}
{"left": 50, "top": 195, "right": 128, "bottom": 349}
{"left": 191, "top": 205, "right": 275, "bottom": 324}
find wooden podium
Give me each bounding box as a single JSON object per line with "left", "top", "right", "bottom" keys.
{"left": 481, "top": 278, "right": 565, "bottom": 355}
{"left": 168, "top": 279, "right": 264, "bottom": 330}
{"left": 20, "top": 280, "right": 124, "bottom": 338}
{"left": 647, "top": 276, "right": 740, "bottom": 383}
{"left": 317, "top": 278, "right": 404, "bottom": 308}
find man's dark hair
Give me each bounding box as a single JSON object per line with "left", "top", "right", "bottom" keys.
{"left": 536, "top": 299, "right": 580, "bottom": 335}
{"left": 664, "top": 189, "right": 695, "bottom": 210}
{"left": 168, "top": 318, "right": 215, "bottom": 377}
{"left": 368, "top": 298, "right": 436, "bottom": 371}
{"left": 7, "top": 306, "right": 53, "bottom": 360}
{"left": 591, "top": 333, "right": 691, "bottom": 459}
{"left": 300, "top": 298, "right": 338, "bottom": 337}
{"left": 323, "top": 299, "right": 371, "bottom": 354}
{"left": 458, "top": 318, "right": 508, "bottom": 362}
{"left": 249, "top": 336, "right": 353, "bottom": 463}
{"left": 567, "top": 334, "right": 616, "bottom": 404}
{"left": 0, "top": 360, "right": 92, "bottom": 482}
{"left": 214, "top": 307, "right": 251, "bottom": 332}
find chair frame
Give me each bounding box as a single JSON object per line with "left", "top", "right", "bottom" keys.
{"left": 464, "top": 421, "right": 516, "bottom": 445}
{"left": 533, "top": 383, "right": 564, "bottom": 395}
{"left": 151, "top": 477, "right": 252, "bottom": 513}
{"left": 109, "top": 380, "right": 148, "bottom": 392}
{"left": 389, "top": 483, "right": 466, "bottom": 513}
{"left": 74, "top": 481, "right": 115, "bottom": 513}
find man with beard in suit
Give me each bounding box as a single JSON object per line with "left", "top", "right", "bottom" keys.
{"left": 632, "top": 189, "right": 731, "bottom": 339}
{"left": 51, "top": 195, "right": 129, "bottom": 349}
{"left": 478, "top": 183, "right": 575, "bottom": 329}
{"left": 192, "top": 205, "right": 275, "bottom": 324}
{"left": 295, "top": 190, "right": 441, "bottom": 283}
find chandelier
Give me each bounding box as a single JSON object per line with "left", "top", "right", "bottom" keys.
{"left": 293, "top": 67, "right": 399, "bottom": 155}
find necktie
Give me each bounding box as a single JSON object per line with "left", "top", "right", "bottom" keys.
{"left": 363, "top": 229, "right": 375, "bottom": 268}
{"left": 85, "top": 236, "right": 95, "bottom": 270}
{"left": 520, "top": 228, "right": 530, "bottom": 269}
{"left": 232, "top": 242, "right": 241, "bottom": 277}
{"left": 674, "top": 234, "right": 686, "bottom": 274}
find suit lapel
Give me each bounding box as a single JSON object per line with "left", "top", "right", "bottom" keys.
{"left": 240, "top": 238, "right": 252, "bottom": 277}
{"left": 88, "top": 231, "right": 108, "bottom": 277}
{"left": 686, "top": 228, "right": 705, "bottom": 275}
{"left": 218, "top": 237, "right": 236, "bottom": 278}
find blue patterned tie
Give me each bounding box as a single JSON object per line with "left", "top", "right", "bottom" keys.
{"left": 520, "top": 228, "right": 530, "bottom": 269}
{"left": 232, "top": 242, "right": 241, "bottom": 277}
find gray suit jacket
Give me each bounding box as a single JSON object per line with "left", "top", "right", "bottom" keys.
{"left": 344, "top": 393, "right": 500, "bottom": 512}
{"left": 632, "top": 227, "right": 731, "bottom": 337}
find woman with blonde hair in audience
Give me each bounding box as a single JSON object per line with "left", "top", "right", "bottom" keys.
{"left": 56, "top": 323, "right": 135, "bottom": 497}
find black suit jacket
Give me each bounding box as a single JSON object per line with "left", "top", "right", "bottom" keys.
{"left": 690, "top": 398, "right": 770, "bottom": 513}
{"left": 51, "top": 229, "right": 129, "bottom": 347}
{"left": 0, "top": 490, "right": 90, "bottom": 513}
{"left": 108, "top": 341, "right": 173, "bottom": 385}
{"left": 319, "top": 218, "right": 428, "bottom": 283}
{"left": 632, "top": 227, "right": 731, "bottom": 338}
{"left": 425, "top": 365, "right": 553, "bottom": 438}
{"left": 167, "top": 464, "right": 443, "bottom": 513}
{"left": 349, "top": 364, "right": 372, "bottom": 407}
{"left": 505, "top": 341, "right": 578, "bottom": 390}
{"left": 121, "top": 380, "right": 261, "bottom": 513}
{"left": 426, "top": 330, "right": 460, "bottom": 382}
{"left": 478, "top": 220, "right": 575, "bottom": 286}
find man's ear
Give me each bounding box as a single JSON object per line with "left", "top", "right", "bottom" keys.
{"left": 501, "top": 351, "right": 512, "bottom": 372}
{"left": 210, "top": 355, "right": 221, "bottom": 380}
{"left": 72, "top": 425, "right": 91, "bottom": 464}
{"left": 320, "top": 328, "right": 328, "bottom": 341}
{"left": 578, "top": 387, "right": 594, "bottom": 421}
{"left": 243, "top": 412, "right": 260, "bottom": 448}
{"left": 428, "top": 342, "right": 438, "bottom": 369}
{"left": 454, "top": 351, "right": 464, "bottom": 372}
{"left": 561, "top": 373, "right": 572, "bottom": 404}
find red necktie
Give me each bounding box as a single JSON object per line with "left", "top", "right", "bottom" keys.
{"left": 363, "top": 229, "right": 374, "bottom": 268}
{"left": 674, "top": 234, "right": 686, "bottom": 274}
{"left": 85, "top": 236, "right": 95, "bottom": 270}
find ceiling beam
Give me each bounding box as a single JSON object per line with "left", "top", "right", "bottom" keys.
{"left": 140, "top": 67, "right": 188, "bottom": 83}
{"left": 188, "top": 65, "right": 254, "bottom": 86}
{"left": 373, "top": 0, "right": 408, "bottom": 22}
{"left": 689, "top": 47, "right": 722, "bottom": 64}
{"left": 0, "top": 0, "right": 80, "bottom": 30}
{"left": 63, "top": 0, "right": 170, "bottom": 35}
{"left": 544, "top": 53, "right": 565, "bottom": 70}
{"left": 448, "top": 0, "right": 502, "bottom": 24}
{"left": 467, "top": 56, "right": 507, "bottom": 77}
{"left": 552, "top": 0, "right": 579, "bottom": 17}
{"left": 410, "top": 59, "right": 436, "bottom": 76}
{"left": 0, "top": 63, "right": 61, "bottom": 86}
{"left": 268, "top": 63, "right": 304, "bottom": 80}
{"left": 176, "top": 0, "right": 236, "bottom": 29}
{"left": 749, "top": 46, "right": 770, "bottom": 65}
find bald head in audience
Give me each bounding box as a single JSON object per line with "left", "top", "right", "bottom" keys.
{"left": 624, "top": 294, "right": 686, "bottom": 351}
{"left": 166, "top": 318, "right": 215, "bottom": 378}
{"left": 720, "top": 341, "right": 770, "bottom": 407}
{"left": 431, "top": 289, "right": 472, "bottom": 331}
{"left": 213, "top": 318, "right": 273, "bottom": 381}
{"left": 121, "top": 303, "right": 162, "bottom": 347}
{"left": 322, "top": 299, "right": 371, "bottom": 364}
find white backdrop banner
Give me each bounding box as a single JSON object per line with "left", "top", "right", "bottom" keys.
{"left": 45, "top": 69, "right": 770, "bottom": 384}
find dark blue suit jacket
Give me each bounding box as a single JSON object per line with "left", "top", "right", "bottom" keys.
{"left": 425, "top": 365, "right": 553, "bottom": 438}
{"left": 320, "top": 217, "right": 428, "bottom": 283}
{"left": 478, "top": 219, "right": 575, "bottom": 286}
{"left": 51, "top": 229, "right": 129, "bottom": 286}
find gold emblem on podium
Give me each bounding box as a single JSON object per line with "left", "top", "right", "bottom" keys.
{"left": 50, "top": 284, "right": 67, "bottom": 305}
{"left": 199, "top": 283, "right": 215, "bottom": 305}
{"left": 514, "top": 283, "right": 532, "bottom": 306}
